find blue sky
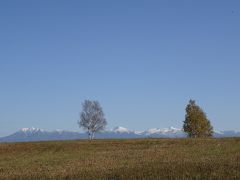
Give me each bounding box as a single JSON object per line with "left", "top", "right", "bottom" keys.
{"left": 0, "top": 1, "right": 240, "bottom": 136}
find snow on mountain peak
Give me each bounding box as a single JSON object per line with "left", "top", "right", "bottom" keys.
{"left": 145, "top": 127, "right": 182, "bottom": 135}
{"left": 169, "top": 126, "right": 180, "bottom": 131}
{"left": 113, "top": 126, "right": 131, "bottom": 133}
{"left": 146, "top": 128, "right": 161, "bottom": 134}
{"left": 163, "top": 127, "right": 182, "bottom": 133}
{"left": 20, "top": 127, "right": 44, "bottom": 133}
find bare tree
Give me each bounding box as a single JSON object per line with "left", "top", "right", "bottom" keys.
{"left": 78, "top": 100, "right": 107, "bottom": 140}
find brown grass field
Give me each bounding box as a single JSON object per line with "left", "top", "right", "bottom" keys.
{"left": 0, "top": 138, "right": 239, "bottom": 179}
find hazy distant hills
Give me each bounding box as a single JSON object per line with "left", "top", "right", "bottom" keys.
{"left": 0, "top": 127, "right": 240, "bottom": 142}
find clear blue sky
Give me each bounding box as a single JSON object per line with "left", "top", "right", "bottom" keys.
{"left": 0, "top": 1, "right": 240, "bottom": 136}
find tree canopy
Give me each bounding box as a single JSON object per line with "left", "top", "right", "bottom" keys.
{"left": 79, "top": 100, "right": 107, "bottom": 140}
{"left": 183, "top": 100, "right": 213, "bottom": 138}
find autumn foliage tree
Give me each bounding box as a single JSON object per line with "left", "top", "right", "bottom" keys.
{"left": 183, "top": 100, "right": 213, "bottom": 138}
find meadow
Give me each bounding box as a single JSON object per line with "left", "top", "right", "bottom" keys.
{"left": 0, "top": 138, "right": 239, "bottom": 179}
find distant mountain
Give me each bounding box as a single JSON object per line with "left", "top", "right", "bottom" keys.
{"left": 0, "top": 127, "right": 239, "bottom": 142}
{"left": 0, "top": 128, "right": 86, "bottom": 142}
{"left": 213, "top": 130, "right": 240, "bottom": 138}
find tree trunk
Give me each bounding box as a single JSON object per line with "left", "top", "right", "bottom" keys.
{"left": 88, "top": 131, "right": 91, "bottom": 140}
{"left": 90, "top": 132, "right": 95, "bottom": 140}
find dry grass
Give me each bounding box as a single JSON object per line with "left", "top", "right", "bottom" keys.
{"left": 0, "top": 138, "right": 239, "bottom": 179}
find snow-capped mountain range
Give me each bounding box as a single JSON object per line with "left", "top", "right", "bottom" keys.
{"left": 0, "top": 127, "right": 240, "bottom": 142}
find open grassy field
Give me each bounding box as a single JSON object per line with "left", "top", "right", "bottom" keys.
{"left": 0, "top": 138, "right": 239, "bottom": 179}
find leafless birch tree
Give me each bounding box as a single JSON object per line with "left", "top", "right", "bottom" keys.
{"left": 78, "top": 100, "right": 107, "bottom": 140}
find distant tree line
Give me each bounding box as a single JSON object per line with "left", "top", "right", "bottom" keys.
{"left": 78, "top": 99, "right": 213, "bottom": 140}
